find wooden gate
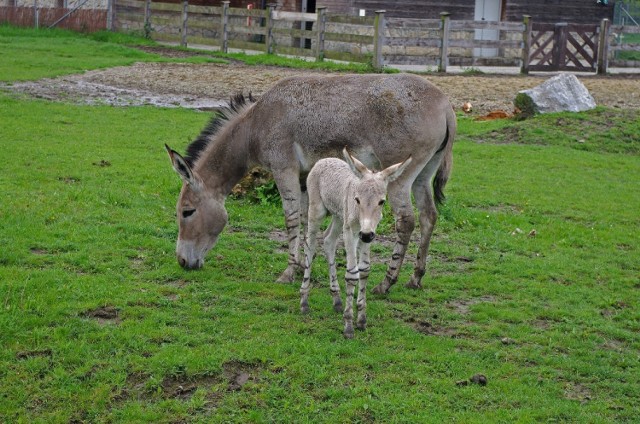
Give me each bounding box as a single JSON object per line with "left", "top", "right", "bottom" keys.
{"left": 528, "top": 23, "right": 600, "bottom": 72}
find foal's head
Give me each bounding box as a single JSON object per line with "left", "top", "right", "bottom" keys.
{"left": 343, "top": 148, "right": 412, "bottom": 243}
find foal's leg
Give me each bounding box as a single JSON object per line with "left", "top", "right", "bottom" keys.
{"left": 274, "top": 170, "right": 303, "bottom": 283}
{"left": 407, "top": 170, "right": 438, "bottom": 289}
{"left": 342, "top": 229, "right": 360, "bottom": 339}
{"left": 300, "top": 202, "right": 326, "bottom": 314}
{"left": 356, "top": 240, "right": 371, "bottom": 330}
{"left": 323, "top": 218, "right": 344, "bottom": 313}
{"left": 373, "top": 187, "right": 415, "bottom": 295}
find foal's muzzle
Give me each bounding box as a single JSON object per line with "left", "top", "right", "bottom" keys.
{"left": 359, "top": 231, "right": 375, "bottom": 243}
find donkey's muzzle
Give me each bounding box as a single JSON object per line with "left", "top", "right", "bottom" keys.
{"left": 359, "top": 231, "right": 375, "bottom": 243}
{"left": 178, "top": 255, "right": 203, "bottom": 270}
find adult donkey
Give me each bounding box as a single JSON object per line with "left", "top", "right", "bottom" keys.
{"left": 166, "top": 73, "right": 456, "bottom": 294}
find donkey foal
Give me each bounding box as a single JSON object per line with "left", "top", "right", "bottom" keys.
{"left": 300, "top": 149, "right": 412, "bottom": 338}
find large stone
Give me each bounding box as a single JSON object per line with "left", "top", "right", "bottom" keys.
{"left": 515, "top": 73, "right": 596, "bottom": 117}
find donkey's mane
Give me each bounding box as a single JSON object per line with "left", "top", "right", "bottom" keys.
{"left": 184, "top": 93, "right": 255, "bottom": 167}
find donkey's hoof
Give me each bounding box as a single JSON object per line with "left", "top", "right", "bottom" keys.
{"left": 333, "top": 301, "right": 343, "bottom": 313}
{"left": 405, "top": 278, "right": 423, "bottom": 289}
{"left": 343, "top": 328, "right": 355, "bottom": 339}
{"left": 276, "top": 267, "right": 296, "bottom": 283}
{"left": 301, "top": 304, "right": 310, "bottom": 315}
{"left": 372, "top": 284, "right": 388, "bottom": 295}
{"left": 356, "top": 320, "right": 367, "bottom": 331}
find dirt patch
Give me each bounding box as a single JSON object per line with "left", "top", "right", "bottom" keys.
{"left": 81, "top": 306, "right": 120, "bottom": 325}
{"left": 2, "top": 49, "right": 639, "bottom": 113}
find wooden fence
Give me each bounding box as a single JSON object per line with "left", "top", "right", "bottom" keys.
{"left": 2, "top": 1, "right": 640, "bottom": 73}
{"left": 0, "top": 5, "right": 107, "bottom": 31}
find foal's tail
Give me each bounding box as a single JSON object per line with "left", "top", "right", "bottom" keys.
{"left": 433, "top": 107, "right": 456, "bottom": 205}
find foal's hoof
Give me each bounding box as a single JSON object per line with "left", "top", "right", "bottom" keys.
{"left": 300, "top": 304, "right": 310, "bottom": 315}
{"left": 343, "top": 328, "right": 355, "bottom": 339}
{"left": 372, "top": 284, "right": 388, "bottom": 295}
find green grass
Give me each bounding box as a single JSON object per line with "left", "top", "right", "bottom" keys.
{"left": 0, "top": 24, "right": 224, "bottom": 81}
{"left": 1, "top": 27, "right": 639, "bottom": 423}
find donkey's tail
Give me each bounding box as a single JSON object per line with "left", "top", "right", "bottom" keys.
{"left": 433, "top": 108, "right": 456, "bottom": 205}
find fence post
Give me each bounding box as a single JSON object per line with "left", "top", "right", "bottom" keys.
{"left": 143, "top": 0, "right": 151, "bottom": 36}
{"left": 438, "top": 12, "right": 450, "bottom": 73}
{"left": 372, "top": 10, "right": 386, "bottom": 71}
{"left": 181, "top": 0, "right": 188, "bottom": 47}
{"left": 107, "top": 0, "right": 114, "bottom": 30}
{"left": 221, "top": 1, "right": 229, "bottom": 53}
{"left": 33, "top": 0, "right": 39, "bottom": 28}
{"left": 552, "top": 23, "right": 567, "bottom": 71}
{"left": 266, "top": 3, "right": 276, "bottom": 54}
{"left": 597, "top": 18, "right": 610, "bottom": 74}
{"left": 520, "top": 15, "right": 532, "bottom": 74}
{"left": 315, "top": 6, "right": 326, "bottom": 62}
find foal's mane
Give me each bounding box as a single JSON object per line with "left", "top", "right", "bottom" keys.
{"left": 184, "top": 93, "right": 255, "bottom": 167}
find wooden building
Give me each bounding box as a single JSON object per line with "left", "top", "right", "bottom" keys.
{"left": 152, "top": 0, "right": 615, "bottom": 24}
{"left": 316, "top": 0, "right": 616, "bottom": 25}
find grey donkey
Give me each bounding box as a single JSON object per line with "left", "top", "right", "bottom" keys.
{"left": 166, "top": 73, "right": 455, "bottom": 294}
{"left": 300, "top": 148, "right": 412, "bottom": 338}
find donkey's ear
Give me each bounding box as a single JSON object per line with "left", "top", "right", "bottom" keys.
{"left": 166, "top": 144, "right": 196, "bottom": 186}
{"left": 381, "top": 156, "right": 413, "bottom": 183}
{"left": 342, "top": 147, "right": 371, "bottom": 178}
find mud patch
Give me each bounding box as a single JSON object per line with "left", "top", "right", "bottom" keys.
{"left": 115, "top": 360, "right": 261, "bottom": 405}
{"left": 446, "top": 295, "right": 496, "bottom": 316}
{"left": 81, "top": 306, "right": 120, "bottom": 325}
{"left": 16, "top": 348, "right": 53, "bottom": 360}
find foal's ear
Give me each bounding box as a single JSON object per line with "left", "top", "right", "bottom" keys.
{"left": 165, "top": 144, "right": 197, "bottom": 186}
{"left": 342, "top": 148, "right": 371, "bottom": 178}
{"left": 381, "top": 156, "right": 413, "bottom": 183}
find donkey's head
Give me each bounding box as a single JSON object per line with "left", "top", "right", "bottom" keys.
{"left": 343, "top": 148, "right": 412, "bottom": 243}
{"left": 166, "top": 145, "right": 228, "bottom": 270}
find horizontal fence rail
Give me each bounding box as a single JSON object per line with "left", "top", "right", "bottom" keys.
{"left": 2, "top": 1, "right": 640, "bottom": 73}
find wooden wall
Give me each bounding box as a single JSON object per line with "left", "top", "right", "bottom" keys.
{"left": 318, "top": 0, "right": 615, "bottom": 24}
{"left": 505, "top": 0, "right": 614, "bottom": 25}
{"left": 151, "top": 0, "right": 300, "bottom": 12}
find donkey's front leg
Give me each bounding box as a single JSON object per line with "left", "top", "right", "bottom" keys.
{"left": 356, "top": 241, "right": 371, "bottom": 331}
{"left": 274, "top": 171, "right": 303, "bottom": 283}
{"left": 300, "top": 218, "right": 321, "bottom": 314}
{"left": 343, "top": 233, "right": 359, "bottom": 339}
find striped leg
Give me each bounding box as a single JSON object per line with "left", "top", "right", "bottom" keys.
{"left": 323, "top": 218, "right": 343, "bottom": 313}
{"left": 356, "top": 240, "right": 370, "bottom": 331}
{"left": 300, "top": 203, "right": 326, "bottom": 314}
{"left": 373, "top": 201, "right": 415, "bottom": 294}
{"left": 275, "top": 172, "right": 303, "bottom": 283}
{"left": 407, "top": 174, "right": 437, "bottom": 289}
{"left": 343, "top": 231, "right": 359, "bottom": 339}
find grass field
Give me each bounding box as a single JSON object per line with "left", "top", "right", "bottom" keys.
{"left": 1, "top": 27, "right": 639, "bottom": 423}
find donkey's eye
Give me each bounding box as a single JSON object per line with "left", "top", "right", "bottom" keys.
{"left": 378, "top": 199, "right": 385, "bottom": 206}
{"left": 182, "top": 209, "right": 196, "bottom": 218}
{"left": 355, "top": 197, "right": 360, "bottom": 205}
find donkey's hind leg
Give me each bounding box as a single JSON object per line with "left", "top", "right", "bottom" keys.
{"left": 407, "top": 166, "right": 439, "bottom": 289}
{"left": 372, "top": 187, "right": 415, "bottom": 294}
{"left": 323, "top": 218, "right": 343, "bottom": 313}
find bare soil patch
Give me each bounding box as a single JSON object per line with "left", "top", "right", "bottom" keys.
{"left": 2, "top": 47, "right": 639, "bottom": 113}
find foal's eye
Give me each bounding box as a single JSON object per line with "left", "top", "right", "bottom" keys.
{"left": 378, "top": 199, "right": 386, "bottom": 206}
{"left": 182, "top": 209, "right": 196, "bottom": 218}
{"left": 355, "top": 197, "right": 360, "bottom": 205}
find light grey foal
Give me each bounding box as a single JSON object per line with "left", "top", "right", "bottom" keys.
{"left": 300, "top": 149, "right": 412, "bottom": 338}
